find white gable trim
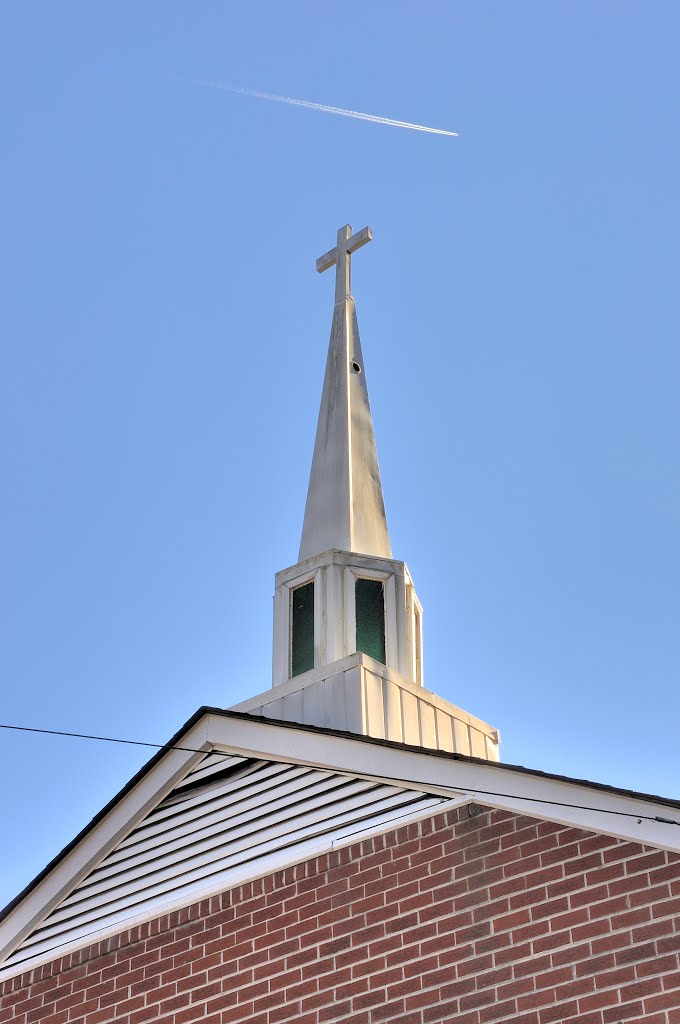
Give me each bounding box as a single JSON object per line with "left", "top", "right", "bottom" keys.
{"left": 201, "top": 713, "right": 680, "bottom": 855}
{"left": 1, "top": 710, "right": 679, "bottom": 981}
{"left": 0, "top": 723, "right": 210, "bottom": 972}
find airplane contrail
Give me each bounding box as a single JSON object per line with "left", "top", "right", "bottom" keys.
{"left": 195, "top": 80, "right": 458, "bottom": 137}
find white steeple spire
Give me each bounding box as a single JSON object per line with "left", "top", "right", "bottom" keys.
{"left": 299, "top": 225, "right": 392, "bottom": 562}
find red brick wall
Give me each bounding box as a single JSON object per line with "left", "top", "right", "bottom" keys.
{"left": 2, "top": 805, "right": 680, "bottom": 1024}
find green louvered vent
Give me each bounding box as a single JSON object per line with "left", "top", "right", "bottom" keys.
{"left": 355, "top": 578, "right": 385, "bottom": 663}
{"left": 291, "top": 581, "right": 314, "bottom": 676}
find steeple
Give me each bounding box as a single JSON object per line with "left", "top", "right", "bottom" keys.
{"left": 230, "top": 224, "right": 500, "bottom": 762}
{"left": 299, "top": 225, "right": 391, "bottom": 561}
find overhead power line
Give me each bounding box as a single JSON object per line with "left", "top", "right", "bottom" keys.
{"left": 0, "top": 722, "right": 203, "bottom": 754}
{"left": 0, "top": 722, "right": 678, "bottom": 827}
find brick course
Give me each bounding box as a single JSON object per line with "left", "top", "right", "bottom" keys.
{"left": 2, "top": 806, "right": 679, "bottom": 1024}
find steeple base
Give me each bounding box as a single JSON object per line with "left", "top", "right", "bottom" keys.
{"left": 231, "top": 651, "right": 500, "bottom": 761}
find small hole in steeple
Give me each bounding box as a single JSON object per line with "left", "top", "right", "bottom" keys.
{"left": 352, "top": 361, "right": 362, "bottom": 373}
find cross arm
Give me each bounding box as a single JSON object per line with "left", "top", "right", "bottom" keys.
{"left": 316, "top": 247, "right": 338, "bottom": 275}
{"left": 347, "top": 225, "right": 372, "bottom": 254}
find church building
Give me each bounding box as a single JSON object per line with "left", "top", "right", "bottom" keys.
{"left": 1, "top": 226, "right": 679, "bottom": 1023}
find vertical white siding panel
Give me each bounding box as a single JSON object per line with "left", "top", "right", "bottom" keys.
{"left": 344, "top": 666, "right": 363, "bottom": 735}
{"left": 364, "top": 671, "right": 385, "bottom": 739}
{"left": 453, "top": 719, "right": 471, "bottom": 756}
{"left": 435, "top": 711, "right": 454, "bottom": 753}
{"left": 383, "top": 679, "right": 403, "bottom": 744}
{"left": 418, "top": 702, "right": 437, "bottom": 750}
{"left": 470, "top": 729, "right": 486, "bottom": 760}
{"left": 401, "top": 689, "right": 419, "bottom": 746}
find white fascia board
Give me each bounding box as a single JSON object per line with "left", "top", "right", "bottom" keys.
{"left": 0, "top": 720, "right": 211, "bottom": 968}
{"left": 204, "top": 713, "right": 680, "bottom": 854}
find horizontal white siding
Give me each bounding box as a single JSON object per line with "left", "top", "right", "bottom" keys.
{"left": 6, "top": 753, "right": 445, "bottom": 970}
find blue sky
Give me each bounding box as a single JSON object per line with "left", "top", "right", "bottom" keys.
{"left": 1, "top": 2, "right": 678, "bottom": 907}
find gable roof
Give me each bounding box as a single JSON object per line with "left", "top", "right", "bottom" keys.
{"left": 1, "top": 707, "right": 679, "bottom": 979}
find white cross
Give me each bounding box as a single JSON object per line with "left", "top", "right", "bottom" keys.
{"left": 316, "top": 224, "right": 373, "bottom": 303}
